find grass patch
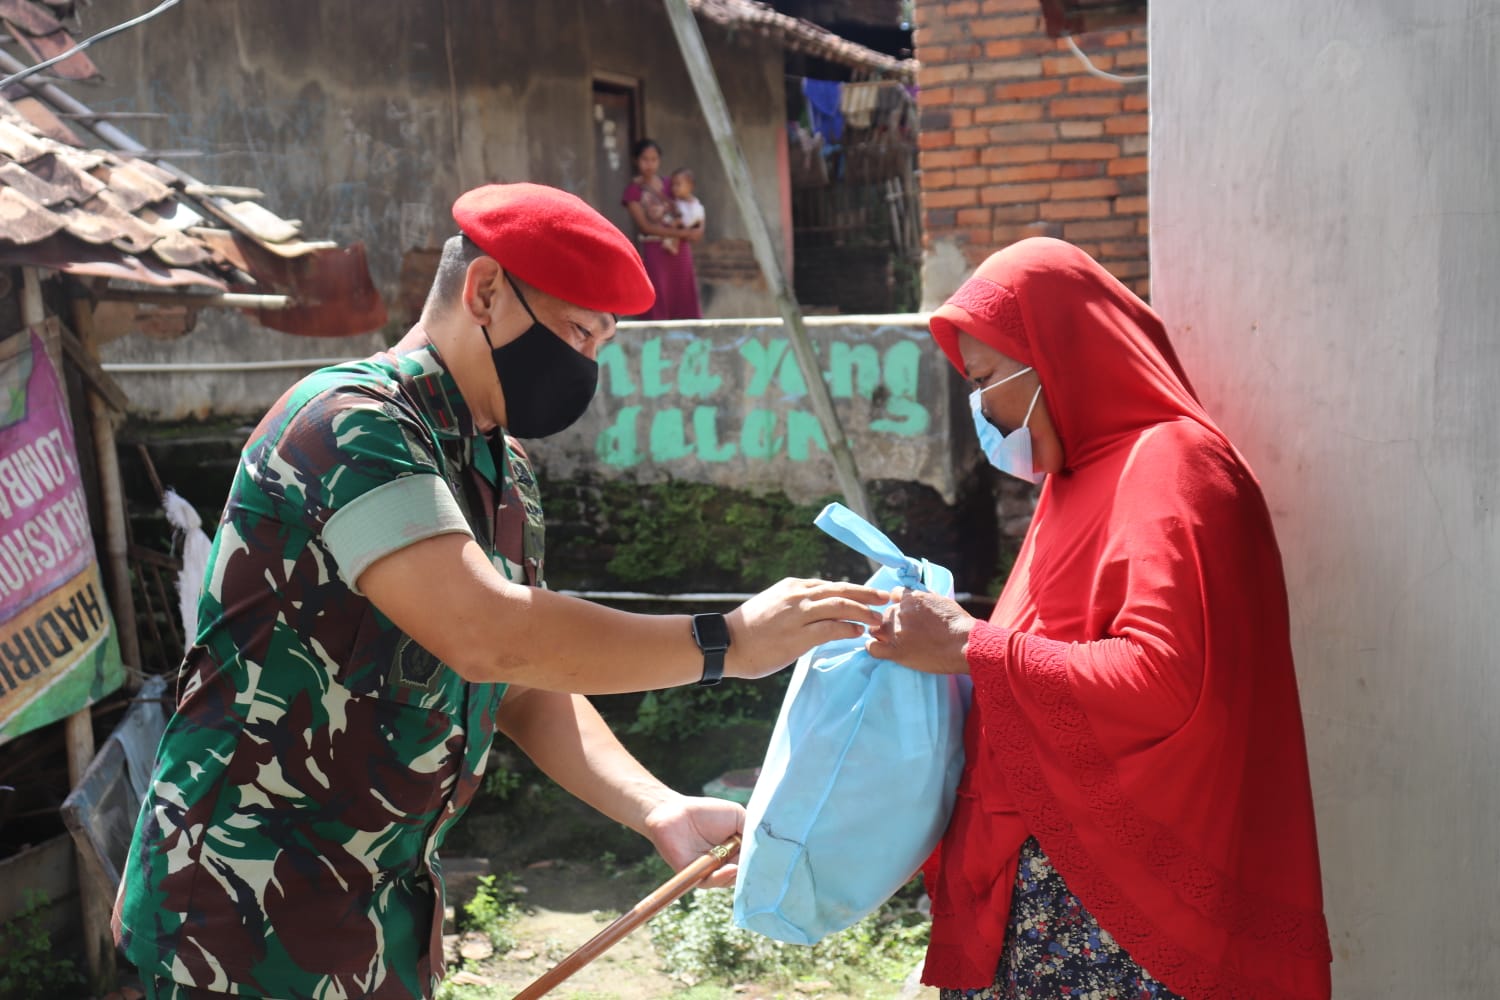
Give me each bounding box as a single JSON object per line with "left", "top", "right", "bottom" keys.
{"left": 649, "top": 880, "right": 929, "bottom": 991}
{"left": 460, "top": 873, "right": 526, "bottom": 954}
{"left": 0, "top": 892, "right": 85, "bottom": 1000}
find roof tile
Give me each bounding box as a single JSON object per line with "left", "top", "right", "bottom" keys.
{"left": 0, "top": 0, "right": 63, "bottom": 37}
{"left": 9, "top": 94, "right": 80, "bottom": 144}
{"left": 689, "top": 0, "right": 914, "bottom": 80}
{"left": 0, "top": 157, "right": 68, "bottom": 204}
{"left": 90, "top": 159, "right": 174, "bottom": 212}
{"left": 0, "top": 118, "right": 47, "bottom": 162}
{"left": 0, "top": 1, "right": 383, "bottom": 333}
{"left": 0, "top": 183, "right": 62, "bottom": 241}
{"left": 0, "top": 0, "right": 98, "bottom": 81}
{"left": 24, "top": 149, "right": 103, "bottom": 200}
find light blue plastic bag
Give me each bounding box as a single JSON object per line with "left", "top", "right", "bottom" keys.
{"left": 732, "top": 502, "right": 969, "bottom": 944}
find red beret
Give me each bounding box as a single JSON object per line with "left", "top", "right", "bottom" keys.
{"left": 452, "top": 182, "right": 655, "bottom": 315}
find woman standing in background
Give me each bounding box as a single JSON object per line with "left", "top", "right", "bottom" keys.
{"left": 622, "top": 138, "right": 702, "bottom": 320}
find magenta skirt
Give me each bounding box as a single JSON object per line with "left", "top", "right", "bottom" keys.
{"left": 638, "top": 241, "right": 702, "bottom": 321}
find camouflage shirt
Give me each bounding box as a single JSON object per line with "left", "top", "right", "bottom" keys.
{"left": 115, "top": 341, "right": 545, "bottom": 998}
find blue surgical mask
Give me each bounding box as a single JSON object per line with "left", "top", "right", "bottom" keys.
{"left": 969, "top": 366, "right": 1045, "bottom": 484}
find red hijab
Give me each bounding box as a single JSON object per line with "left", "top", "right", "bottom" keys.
{"left": 922, "top": 239, "right": 1331, "bottom": 999}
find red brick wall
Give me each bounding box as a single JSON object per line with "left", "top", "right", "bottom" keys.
{"left": 912, "top": 0, "right": 1150, "bottom": 298}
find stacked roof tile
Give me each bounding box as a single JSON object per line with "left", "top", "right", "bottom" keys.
{"left": 0, "top": 0, "right": 99, "bottom": 81}
{"left": 0, "top": 0, "right": 384, "bottom": 334}
{"left": 0, "top": 0, "right": 908, "bottom": 332}
{"left": 689, "top": 0, "right": 916, "bottom": 81}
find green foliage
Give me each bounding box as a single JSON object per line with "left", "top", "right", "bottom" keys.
{"left": 618, "top": 852, "right": 673, "bottom": 884}
{"left": 0, "top": 892, "right": 84, "bottom": 1000}
{"left": 460, "top": 874, "right": 525, "bottom": 955}
{"left": 481, "top": 766, "right": 524, "bottom": 803}
{"left": 599, "top": 481, "right": 862, "bottom": 589}
{"left": 625, "top": 678, "right": 778, "bottom": 744}
{"left": 649, "top": 880, "right": 929, "bottom": 989}
{"left": 433, "top": 977, "right": 504, "bottom": 1000}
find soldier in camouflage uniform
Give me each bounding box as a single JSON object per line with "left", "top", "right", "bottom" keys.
{"left": 114, "top": 183, "right": 886, "bottom": 999}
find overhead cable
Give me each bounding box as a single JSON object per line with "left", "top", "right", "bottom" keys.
{"left": 0, "top": 0, "right": 183, "bottom": 91}
{"left": 1064, "top": 33, "right": 1149, "bottom": 84}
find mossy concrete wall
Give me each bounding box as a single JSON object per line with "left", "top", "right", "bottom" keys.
{"left": 111, "top": 316, "right": 973, "bottom": 505}
{"left": 537, "top": 315, "right": 970, "bottom": 505}
{"left": 118, "top": 317, "right": 1007, "bottom": 605}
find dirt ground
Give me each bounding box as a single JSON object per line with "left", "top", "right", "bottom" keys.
{"left": 442, "top": 859, "right": 937, "bottom": 1000}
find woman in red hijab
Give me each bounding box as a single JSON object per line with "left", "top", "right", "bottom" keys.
{"left": 866, "top": 238, "right": 1331, "bottom": 1000}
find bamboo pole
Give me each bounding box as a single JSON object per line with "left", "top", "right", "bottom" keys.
{"left": 92, "top": 289, "right": 293, "bottom": 310}
{"left": 661, "top": 0, "right": 872, "bottom": 523}
{"left": 509, "top": 836, "right": 740, "bottom": 1000}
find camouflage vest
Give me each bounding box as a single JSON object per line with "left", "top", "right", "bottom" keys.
{"left": 115, "top": 343, "right": 543, "bottom": 999}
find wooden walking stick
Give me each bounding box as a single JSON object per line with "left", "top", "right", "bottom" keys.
{"left": 509, "top": 834, "right": 741, "bottom": 1000}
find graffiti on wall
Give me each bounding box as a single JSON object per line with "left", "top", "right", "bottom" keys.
{"left": 592, "top": 331, "right": 933, "bottom": 469}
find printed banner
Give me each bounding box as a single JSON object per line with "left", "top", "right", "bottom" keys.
{"left": 0, "top": 329, "right": 124, "bottom": 745}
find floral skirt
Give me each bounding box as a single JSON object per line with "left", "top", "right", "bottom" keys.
{"left": 939, "top": 837, "right": 1185, "bottom": 1000}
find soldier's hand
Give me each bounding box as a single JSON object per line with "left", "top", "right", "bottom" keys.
{"left": 724, "top": 578, "right": 887, "bottom": 680}
{"left": 642, "top": 793, "right": 744, "bottom": 890}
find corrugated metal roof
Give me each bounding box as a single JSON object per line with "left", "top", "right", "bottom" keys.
{"left": 689, "top": 0, "right": 915, "bottom": 81}
{"left": 0, "top": 0, "right": 385, "bottom": 335}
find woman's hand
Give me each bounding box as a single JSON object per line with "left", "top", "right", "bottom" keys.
{"left": 642, "top": 793, "right": 744, "bottom": 889}
{"left": 725, "top": 578, "right": 888, "bottom": 680}
{"left": 864, "top": 586, "right": 975, "bottom": 674}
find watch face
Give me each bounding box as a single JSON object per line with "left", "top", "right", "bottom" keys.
{"left": 693, "top": 613, "right": 731, "bottom": 650}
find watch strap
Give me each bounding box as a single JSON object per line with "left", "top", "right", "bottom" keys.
{"left": 697, "top": 645, "right": 726, "bottom": 687}
{"left": 691, "top": 612, "right": 730, "bottom": 687}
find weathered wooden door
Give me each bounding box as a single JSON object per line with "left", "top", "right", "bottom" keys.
{"left": 592, "top": 79, "right": 639, "bottom": 238}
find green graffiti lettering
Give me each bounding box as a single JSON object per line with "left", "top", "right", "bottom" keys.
{"left": 692, "top": 406, "right": 736, "bottom": 461}
{"left": 778, "top": 348, "right": 808, "bottom": 397}
{"left": 739, "top": 339, "right": 789, "bottom": 396}
{"left": 648, "top": 409, "right": 694, "bottom": 461}
{"left": 641, "top": 338, "right": 675, "bottom": 398}
{"left": 829, "top": 341, "right": 881, "bottom": 399}
{"left": 740, "top": 409, "right": 783, "bottom": 459}
{"left": 597, "top": 406, "right": 642, "bottom": 467}
{"left": 870, "top": 341, "right": 931, "bottom": 435}
{"left": 597, "top": 342, "right": 636, "bottom": 397}
{"left": 871, "top": 398, "right": 929, "bottom": 435}
{"left": 678, "top": 340, "right": 722, "bottom": 398}
{"left": 786, "top": 410, "right": 828, "bottom": 460}
{"left": 882, "top": 340, "right": 922, "bottom": 397}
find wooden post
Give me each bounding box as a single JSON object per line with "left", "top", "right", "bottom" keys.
{"left": 63, "top": 708, "right": 115, "bottom": 990}
{"left": 21, "top": 268, "right": 114, "bottom": 988}
{"left": 69, "top": 297, "right": 143, "bottom": 688}
{"left": 661, "top": 0, "right": 873, "bottom": 523}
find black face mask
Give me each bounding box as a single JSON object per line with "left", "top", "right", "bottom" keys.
{"left": 482, "top": 275, "right": 600, "bottom": 439}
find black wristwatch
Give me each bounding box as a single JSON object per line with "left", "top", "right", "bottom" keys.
{"left": 690, "top": 612, "right": 732, "bottom": 686}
